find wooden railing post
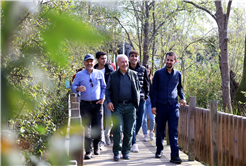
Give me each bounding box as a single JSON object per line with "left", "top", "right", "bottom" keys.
{"left": 67, "top": 92, "right": 84, "bottom": 166}
{"left": 210, "top": 100, "right": 218, "bottom": 166}
{"left": 242, "top": 117, "right": 246, "bottom": 166}
{"left": 188, "top": 97, "right": 196, "bottom": 161}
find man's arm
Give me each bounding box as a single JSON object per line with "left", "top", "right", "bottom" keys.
{"left": 97, "top": 72, "right": 106, "bottom": 104}
{"left": 177, "top": 73, "right": 185, "bottom": 100}
{"left": 177, "top": 73, "right": 186, "bottom": 106}
{"left": 105, "top": 76, "right": 112, "bottom": 104}
{"left": 100, "top": 72, "right": 106, "bottom": 100}
{"left": 143, "top": 68, "right": 150, "bottom": 100}
{"left": 105, "top": 76, "right": 115, "bottom": 111}
{"left": 150, "top": 71, "right": 158, "bottom": 108}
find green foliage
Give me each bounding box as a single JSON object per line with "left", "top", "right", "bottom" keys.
{"left": 184, "top": 59, "right": 223, "bottom": 109}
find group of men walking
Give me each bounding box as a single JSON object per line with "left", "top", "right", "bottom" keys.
{"left": 71, "top": 51, "right": 186, "bottom": 164}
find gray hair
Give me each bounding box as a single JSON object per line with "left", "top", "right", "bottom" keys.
{"left": 116, "top": 54, "right": 128, "bottom": 63}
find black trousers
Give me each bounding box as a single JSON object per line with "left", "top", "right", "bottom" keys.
{"left": 80, "top": 100, "right": 103, "bottom": 152}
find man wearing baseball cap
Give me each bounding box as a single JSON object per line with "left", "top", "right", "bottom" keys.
{"left": 71, "top": 54, "right": 106, "bottom": 160}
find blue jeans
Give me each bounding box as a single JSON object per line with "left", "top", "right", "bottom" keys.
{"left": 142, "top": 98, "right": 155, "bottom": 135}
{"left": 132, "top": 100, "right": 146, "bottom": 145}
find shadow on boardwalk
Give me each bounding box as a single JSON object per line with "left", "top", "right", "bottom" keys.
{"left": 83, "top": 130, "right": 204, "bottom": 166}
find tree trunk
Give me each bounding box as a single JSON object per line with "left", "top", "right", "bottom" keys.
{"left": 151, "top": 1, "right": 156, "bottom": 73}
{"left": 142, "top": 1, "right": 150, "bottom": 66}
{"left": 235, "top": 34, "right": 246, "bottom": 104}
{"left": 215, "top": 1, "right": 232, "bottom": 113}
{"left": 218, "top": 30, "right": 232, "bottom": 113}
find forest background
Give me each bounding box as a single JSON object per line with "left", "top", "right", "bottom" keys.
{"left": 1, "top": 0, "right": 246, "bottom": 165}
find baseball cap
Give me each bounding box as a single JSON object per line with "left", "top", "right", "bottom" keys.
{"left": 84, "top": 54, "right": 94, "bottom": 61}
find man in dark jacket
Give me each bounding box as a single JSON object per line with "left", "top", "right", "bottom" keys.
{"left": 128, "top": 50, "right": 150, "bottom": 152}
{"left": 94, "top": 51, "right": 114, "bottom": 148}
{"left": 106, "top": 54, "right": 140, "bottom": 161}
{"left": 151, "top": 52, "right": 186, "bottom": 164}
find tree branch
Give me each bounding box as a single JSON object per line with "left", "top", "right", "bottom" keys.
{"left": 181, "top": 28, "right": 216, "bottom": 55}
{"left": 113, "top": 17, "right": 135, "bottom": 50}
{"left": 130, "top": 1, "right": 142, "bottom": 22}
{"left": 149, "top": 10, "right": 178, "bottom": 42}
{"left": 225, "top": 0, "right": 233, "bottom": 26}
{"left": 11, "top": 74, "right": 33, "bottom": 79}
{"left": 183, "top": 0, "right": 217, "bottom": 22}
{"left": 18, "top": 13, "right": 30, "bottom": 26}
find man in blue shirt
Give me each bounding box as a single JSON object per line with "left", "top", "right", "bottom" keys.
{"left": 71, "top": 54, "right": 106, "bottom": 160}
{"left": 151, "top": 52, "right": 186, "bottom": 164}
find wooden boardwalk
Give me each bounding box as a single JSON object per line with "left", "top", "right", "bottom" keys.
{"left": 83, "top": 131, "right": 204, "bottom": 166}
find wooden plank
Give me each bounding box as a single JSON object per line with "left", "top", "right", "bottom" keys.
{"left": 188, "top": 97, "right": 196, "bottom": 161}
{"left": 206, "top": 110, "right": 210, "bottom": 165}
{"left": 217, "top": 112, "right": 222, "bottom": 166}
{"left": 225, "top": 114, "right": 229, "bottom": 166}
{"left": 242, "top": 117, "right": 246, "bottom": 166}
{"left": 71, "top": 102, "right": 80, "bottom": 109}
{"left": 184, "top": 106, "right": 188, "bottom": 151}
{"left": 178, "top": 107, "right": 182, "bottom": 149}
{"left": 200, "top": 109, "right": 205, "bottom": 163}
{"left": 196, "top": 108, "right": 201, "bottom": 161}
{"left": 210, "top": 101, "right": 218, "bottom": 166}
{"left": 186, "top": 106, "right": 189, "bottom": 151}
{"left": 234, "top": 115, "right": 239, "bottom": 166}
{"left": 194, "top": 107, "right": 197, "bottom": 158}
{"left": 70, "top": 108, "right": 80, "bottom": 118}
{"left": 238, "top": 117, "right": 243, "bottom": 166}
{"left": 221, "top": 113, "right": 226, "bottom": 166}
{"left": 228, "top": 114, "right": 234, "bottom": 166}
{"left": 71, "top": 96, "right": 78, "bottom": 103}
{"left": 179, "top": 106, "right": 184, "bottom": 149}
{"left": 199, "top": 108, "right": 203, "bottom": 161}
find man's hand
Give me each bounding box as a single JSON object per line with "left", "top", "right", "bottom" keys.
{"left": 76, "top": 85, "right": 86, "bottom": 92}
{"left": 96, "top": 99, "right": 104, "bottom": 104}
{"left": 151, "top": 107, "right": 157, "bottom": 115}
{"left": 180, "top": 99, "right": 186, "bottom": 107}
{"left": 107, "top": 102, "right": 114, "bottom": 112}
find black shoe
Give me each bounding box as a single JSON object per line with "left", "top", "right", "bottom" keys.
{"left": 84, "top": 151, "right": 92, "bottom": 160}
{"left": 114, "top": 154, "right": 120, "bottom": 161}
{"left": 122, "top": 154, "right": 130, "bottom": 160}
{"left": 155, "top": 152, "right": 162, "bottom": 158}
{"left": 94, "top": 149, "right": 100, "bottom": 155}
{"left": 170, "top": 155, "right": 182, "bottom": 164}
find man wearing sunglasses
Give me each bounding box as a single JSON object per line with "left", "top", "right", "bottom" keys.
{"left": 71, "top": 54, "right": 106, "bottom": 160}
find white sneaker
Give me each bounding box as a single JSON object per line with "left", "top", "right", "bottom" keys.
{"left": 99, "top": 141, "right": 104, "bottom": 150}
{"left": 143, "top": 135, "right": 148, "bottom": 142}
{"left": 131, "top": 143, "right": 139, "bottom": 153}
{"left": 149, "top": 132, "right": 154, "bottom": 140}
{"left": 105, "top": 136, "right": 111, "bottom": 145}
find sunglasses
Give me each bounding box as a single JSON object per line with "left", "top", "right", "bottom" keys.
{"left": 89, "top": 79, "right": 94, "bottom": 87}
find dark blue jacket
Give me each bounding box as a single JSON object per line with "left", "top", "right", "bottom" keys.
{"left": 150, "top": 66, "right": 185, "bottom": 107}
{"left": 94, "top": 63, "right": 114, "bottom": 83}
